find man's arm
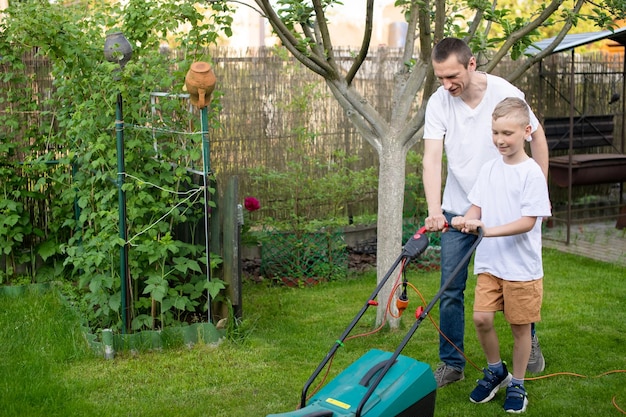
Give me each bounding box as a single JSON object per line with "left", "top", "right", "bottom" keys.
{"left": 530, "top": 123, "right": 549, "bottom": 179}
{"left": 422, "top": 138, "right": 446, "bottom": 231}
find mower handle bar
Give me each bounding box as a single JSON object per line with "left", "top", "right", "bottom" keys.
{"left": 354, "top": 227, "right": 483, "bottom": 417}
{"left": 299, "top": 226, "right": 441, "bottom": 409}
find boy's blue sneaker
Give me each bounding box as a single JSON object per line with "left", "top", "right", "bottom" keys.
{"left": 469, "top": 365, "right": 512, "bottom": 404}
{"left": 504, "top": 384, "right": 528, "bottom": 413}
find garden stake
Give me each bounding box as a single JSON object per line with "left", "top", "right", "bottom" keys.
{"left": 104, "top": 31, "right": 133, "bottom": 333}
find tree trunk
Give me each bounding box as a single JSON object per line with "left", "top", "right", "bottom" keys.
{"left": 375, "top": 139, "right": 407, "bottom": 328}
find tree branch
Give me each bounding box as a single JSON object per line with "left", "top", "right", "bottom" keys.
{"left": 301, "top": 20, "right": 329, "bottom": 65}
{"left": 483, "top": 0, "right": 569, "bottom": 73}
{"left": 254, "top": 0, "right": 334, "bottom": 77}
{"left": 433, "top": 0, "right": 445, "bottom": 44}
{"left": 311, "top": 0, "right": 339, "bottom": 76}
{"left": 254, "top": 0, "right": 300, "bottom": 49}
{"left": 466, "top": 1, "right": 489, "bottom": 42}
{"left": 325, "top": 77, "right": 389, "bottom": 144}
{"left": 326, "top": 80, "right": 383, "bottom": 152}
{"left": 420, "top": 0, "right": 444, "bottom": 98}
{"left": 501, "top": 0, "right": 585, "bottom": 82}
{"left": 398, "top": 59, "right": 430, "bottom": 146}
{"left": 401, "top": 0, "right": 418, "bottom": 65}
{"left": 416, "top": 0, "right": 432, "bottom": 63}
{"left": 346, "top": 0, "right": 374, "bottom": 85}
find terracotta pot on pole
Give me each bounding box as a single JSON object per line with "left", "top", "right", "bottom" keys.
{"left": 184, "top": 61, "right": 218, "bottom": 323}
{"left": 185, "top": 62, "right": 216, "bottom": 109}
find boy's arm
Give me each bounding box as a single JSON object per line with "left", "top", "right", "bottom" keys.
{"left": 466, "top": 216, "right": 537, "bottom": 237}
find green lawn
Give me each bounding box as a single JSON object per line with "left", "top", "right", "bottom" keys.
{"left": 1, "top": 247, "right": 625, "bottom": 417}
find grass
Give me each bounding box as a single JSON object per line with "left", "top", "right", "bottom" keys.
{"left": 1, "top": 247, "right": 625, "bottom": 417}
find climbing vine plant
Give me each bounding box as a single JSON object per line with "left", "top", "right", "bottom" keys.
{"left": 0, "top": 0, "right": 234, "bottom": 332}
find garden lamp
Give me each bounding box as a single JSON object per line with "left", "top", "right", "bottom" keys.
{"left": 104, "top": 31, "right": 133, "bottom": 69}
{"left": 104, "top": 31, "right": 132, "bottom": 334}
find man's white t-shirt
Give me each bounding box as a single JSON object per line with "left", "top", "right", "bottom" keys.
{"left": 468, "top": 157, "right": 551, "bottom": 281}
{"left": 423, "top": 73, "right": 540, "bottom": 215}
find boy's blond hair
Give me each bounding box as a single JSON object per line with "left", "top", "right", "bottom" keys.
{"left": 493, "top": 97, "right": 530, "bottom": 127}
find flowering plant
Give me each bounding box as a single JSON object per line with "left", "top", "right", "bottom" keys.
{"left": 244, "top": 196, "right": 260, "bottom": 212}
{"left": 241, "top": 196, "right": 261, "bottom": 245}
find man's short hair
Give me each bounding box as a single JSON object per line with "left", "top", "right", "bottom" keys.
{"left": 432, "top": 37, "right": 473, "bottom": 68}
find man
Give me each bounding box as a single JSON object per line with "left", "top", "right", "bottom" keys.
{"left": 422, "top": 37, "right": 549, "bottom": 388}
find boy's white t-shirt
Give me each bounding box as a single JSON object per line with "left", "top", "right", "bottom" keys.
{"left": 468, "top": 157, "right": 552, "bottom": 281}
{"left": 423, "top": 73, "right": 540, "bottom": 215}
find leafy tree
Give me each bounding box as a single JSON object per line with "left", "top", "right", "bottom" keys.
{"left": 247, "top": 0, "right": 626, "bottom": 326}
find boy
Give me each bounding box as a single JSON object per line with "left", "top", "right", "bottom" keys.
{"left": 451, "top": 97, "right": 551, "bottom": 413}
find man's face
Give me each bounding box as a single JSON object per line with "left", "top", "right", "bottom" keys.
{"left": 432, "top": 55, "right": 475, "bottom": 97}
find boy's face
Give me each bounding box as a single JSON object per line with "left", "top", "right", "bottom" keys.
{"left": 432, "top": 55, "right": 476, "bottom": 97}
{"left": 491, "top": 115, "right": 532, "bottom": 157}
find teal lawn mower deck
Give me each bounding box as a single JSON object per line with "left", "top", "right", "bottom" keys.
{"left": 266, "top": 349, "right": 436, "bottom": 417}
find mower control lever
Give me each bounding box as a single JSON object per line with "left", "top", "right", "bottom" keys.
{"left": 401, "top": 226, "right": 429, "bottom": 259}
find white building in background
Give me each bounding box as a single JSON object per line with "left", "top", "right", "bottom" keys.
{"left": 0, "top": 0, "right": 7, "bottom": 15}
{"left": 222, "top": 0, "right": 407, "bottom": 49}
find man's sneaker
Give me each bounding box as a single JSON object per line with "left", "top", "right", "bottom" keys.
{"left": 469, "top": 365, "right": 512, "bottom": 403}
{"left": 434, "top": 363, "right": 464, "bottom": 388}
{"left": 504, "top": 384, "right": 528, "bottom": 413}
{"left": 527, "top": 334, "right": 545, "bottom": 373}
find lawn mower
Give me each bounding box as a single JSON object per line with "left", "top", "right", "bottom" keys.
{"left": 267, "top": 226, "right": 483, "bottom": 417}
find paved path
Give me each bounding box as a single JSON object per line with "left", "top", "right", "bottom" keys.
{"left": 542, "top": 219, "right": 626, "bottom": 267}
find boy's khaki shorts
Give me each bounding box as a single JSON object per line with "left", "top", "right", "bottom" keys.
{"left": 474, "top": 273, "right": 543, "bottom": 325}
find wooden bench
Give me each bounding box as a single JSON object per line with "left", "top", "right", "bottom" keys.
{"left": 544, "top": 114, "right": 615, "bottom": 151}
{"left": 544, "top": 115, "right": 626, "bottom": 187}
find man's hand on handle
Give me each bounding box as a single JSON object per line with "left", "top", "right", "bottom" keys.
{"left": 425, "top": 213, "right": 449, "bottom": 232}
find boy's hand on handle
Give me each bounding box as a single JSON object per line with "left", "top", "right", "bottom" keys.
{"left": 450, "top": 216, "right": 466, "bottom": 231}
{"left": 453, "top": 218, "right": 485, "bottom": 235}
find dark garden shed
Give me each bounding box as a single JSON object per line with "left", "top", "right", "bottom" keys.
{"left": 526, "top": 27, "right": 626, "bottom": 242}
